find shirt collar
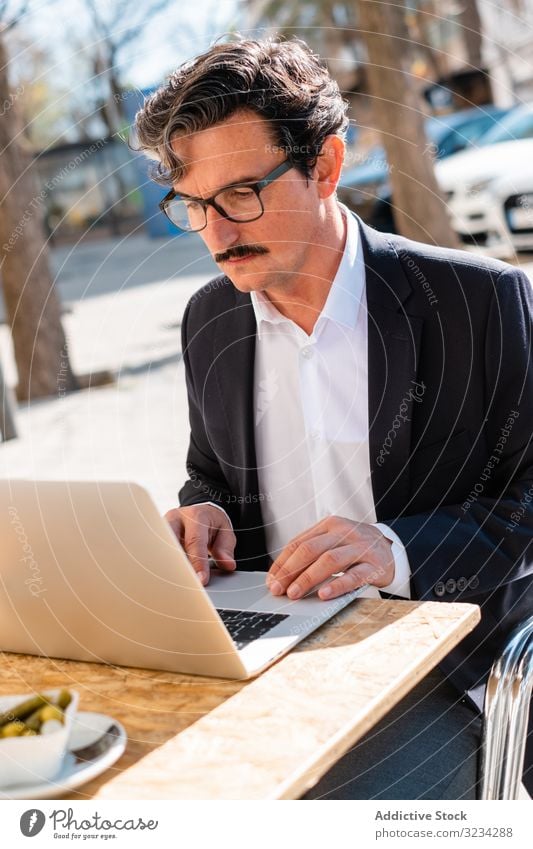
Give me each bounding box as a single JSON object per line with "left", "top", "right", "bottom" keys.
{"left": 250, "top": 204, "right": 364, "bottom": 340}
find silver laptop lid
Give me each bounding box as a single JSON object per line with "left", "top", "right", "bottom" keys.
{"left": 0, "top": 480, "right": 246, "bottom": 677}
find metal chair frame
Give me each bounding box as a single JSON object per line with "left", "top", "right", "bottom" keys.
{"left": 0, "top": 362, "right": 17, "bottom": 442}
{"left": 480, "top": 615, "right": 533, "bottom": 799}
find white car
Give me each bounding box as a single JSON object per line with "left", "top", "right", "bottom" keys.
{"left": 436, "top": 139, "right": 533, "bottom": 258}
{"left": 435, "top": 106, "right": 533, "bottom": 259}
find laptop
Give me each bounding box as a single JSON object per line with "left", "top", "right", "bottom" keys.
{"left": 0, "top": 480, "right": 367, "bottom": 679}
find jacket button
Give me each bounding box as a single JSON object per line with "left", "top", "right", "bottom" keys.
{"left": 457, "top": 577, "right": 468, "bottom": 592}
{"left": 434, "top": 581, "right": 446, "bottom": 597}
{"left": 468, "top": 575, "right": 480, "bottom": 590}
{"left": 445, "top": 578, "right": 457, "bottom": 594}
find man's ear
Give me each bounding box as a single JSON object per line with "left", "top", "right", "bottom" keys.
{"left": 314, "top": 135, "right": 345, "bottom": 199}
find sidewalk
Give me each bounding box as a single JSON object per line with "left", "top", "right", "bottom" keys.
{"left": 0, "top": 232, "right": 218, "bottom": 514}
{"left": 1, "top": 233, "right": 532, "bottom": 515}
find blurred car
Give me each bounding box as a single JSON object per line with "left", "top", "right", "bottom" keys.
{"left": 476, "top": 101, "right": 533, "bottom": 147}
{"left": 338, "top": 145, "right": 392, "bottom": 230}
{"left": 338, "top": 105, "right": 512, "bottom": 232}
{"left": 435, "top": 135, "right": 533, "bottom": 258}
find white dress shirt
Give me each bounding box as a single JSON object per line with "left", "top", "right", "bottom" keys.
{"left": 211, "top": 205, "right": 411, "bottom": 598}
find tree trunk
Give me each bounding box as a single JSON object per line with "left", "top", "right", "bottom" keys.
{"left": 459, "top": 0, "right": 493, "bottom": 102}
{"left": 459, "top": 0, "right": 484, "bottom": 72}
{"left": 0, "top": 35, "right": 78, "bottom": 401}
{"left": 356, "top": 0, "right": 459, "bottom": 247}
{"left": 411, "top": 1, "right": 450, "bottom": 80}
{"left": 93, "top": 51, "right": 125, "bottom": 138}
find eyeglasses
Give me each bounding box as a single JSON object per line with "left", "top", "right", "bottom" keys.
{"left": 159, "top": 159, "right": 294, "bottom": 232}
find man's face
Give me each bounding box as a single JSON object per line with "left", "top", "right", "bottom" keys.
{"left": 170, "top": 110, "right": 327, "bottom": 295}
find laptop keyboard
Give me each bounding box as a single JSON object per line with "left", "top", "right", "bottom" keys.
{"left": 216, "top": 608, "right": 289, "bottom": 650}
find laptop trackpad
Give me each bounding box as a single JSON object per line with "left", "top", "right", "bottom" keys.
{"left": 205, "top": 569, "right": 361, "bottom": 616}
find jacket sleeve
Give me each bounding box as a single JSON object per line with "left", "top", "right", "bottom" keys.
{"left": 178, "top": 300, "right": 239, "bottom": 527}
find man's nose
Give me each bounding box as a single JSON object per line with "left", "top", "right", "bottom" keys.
{"left": 203, "top": 204, "right": 240, "bottom": 249}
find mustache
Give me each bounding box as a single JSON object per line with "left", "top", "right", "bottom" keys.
{"left": 214, "top": 244, "right": 270, "bottom": 263}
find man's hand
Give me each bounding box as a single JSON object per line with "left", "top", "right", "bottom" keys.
{"left": 164, "top": 504, "right": 236, "bottom": 586}
{"left": 267, "top": 516, "right": 394, "bottom": 600}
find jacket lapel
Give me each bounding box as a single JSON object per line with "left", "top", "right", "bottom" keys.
{"left": 359, "top": 221, "right": 424, "bottom": 521}
{"left": 212, "top": 288, "right": 266, "bottom": 541}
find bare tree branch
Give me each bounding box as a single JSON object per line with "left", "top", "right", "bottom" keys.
{"left": 0, "top": 0, "right": 30, "bottom": 31}
{"left": 84, "top": 0, "right": 173, "bottom": 55}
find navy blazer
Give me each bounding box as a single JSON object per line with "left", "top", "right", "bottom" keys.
{"left": 179, "top": 216, "right": 533, "bottom": 790}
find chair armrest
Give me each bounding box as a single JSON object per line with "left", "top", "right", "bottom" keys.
{"left": 480, "top": 615, "right": 533, "bottom": 800}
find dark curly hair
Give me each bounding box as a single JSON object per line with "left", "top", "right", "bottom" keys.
{"left": 134, "top": 36, "right": 349, "bottom": 186}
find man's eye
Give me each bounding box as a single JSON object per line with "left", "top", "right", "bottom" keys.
{"left": 184, "top": 200, "right": 202, "bottom": 211}
{"left": 228, "top": 188, "right": 254, "bottom": 198}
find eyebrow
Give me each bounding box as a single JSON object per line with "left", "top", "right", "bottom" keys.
{"left": 173, "top": 174, "right": 263, "bottom": 200}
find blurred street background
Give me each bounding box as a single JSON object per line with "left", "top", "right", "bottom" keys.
{"left": 1, "top": 0, "right": 533, "bottom": 509}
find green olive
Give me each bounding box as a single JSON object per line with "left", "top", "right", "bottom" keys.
{"left": 0, "top": 695, "right": 48, "bottom": 727}
{"left": 0, "top": 721, "right": 25, "bottom": 738}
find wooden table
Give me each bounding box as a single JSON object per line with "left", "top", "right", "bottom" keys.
{"left": 0, "top": 598, "right": 480, "bottom": 799}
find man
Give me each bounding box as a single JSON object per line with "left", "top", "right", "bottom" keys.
{"left": 135, "top": 37, "right": 533, "bottom": 799}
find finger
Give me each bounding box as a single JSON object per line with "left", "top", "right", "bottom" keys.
{"left": 285, "top": 544, "right": 360, "bottom": 599}
{"left": 183, "top": 518, "right": 211, "bottom": 585}
{"left": 269, "top": 517, "right": 354, "bottom": 580}
{"left": 318, "top": 562, "right": 377, "bottom": 600}
{"left": 268, "top": 520, "right": 330, "bottom": 580}
{"left": 164, "top": 509, "right": 184, "bottom": 543}
{"left": 277, "top": 516, "right": 329, "bottom": 549}
{"left": 209, "top": 525, "right": 237, "bottom": 572}
{"left": 268, "top": 533, "right": 340, "bottom": 595}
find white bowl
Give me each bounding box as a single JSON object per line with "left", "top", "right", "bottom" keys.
{"left": 0, "top": 689, "right": 78, "bottom": 788}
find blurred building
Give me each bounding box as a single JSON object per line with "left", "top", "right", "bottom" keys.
{"left": 34, "top": 136, "right": 144, "bottom": 244}
{"left": 480, "top": 0, "right": 533, "bottom": 105}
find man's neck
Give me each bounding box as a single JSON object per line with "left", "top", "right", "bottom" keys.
{"left": 262, "top": 205, "right": 347, "bottom": 337}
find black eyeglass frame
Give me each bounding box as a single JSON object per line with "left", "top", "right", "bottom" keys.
{"left": 159, "top": 159, "right": 294, "bottom": 231}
